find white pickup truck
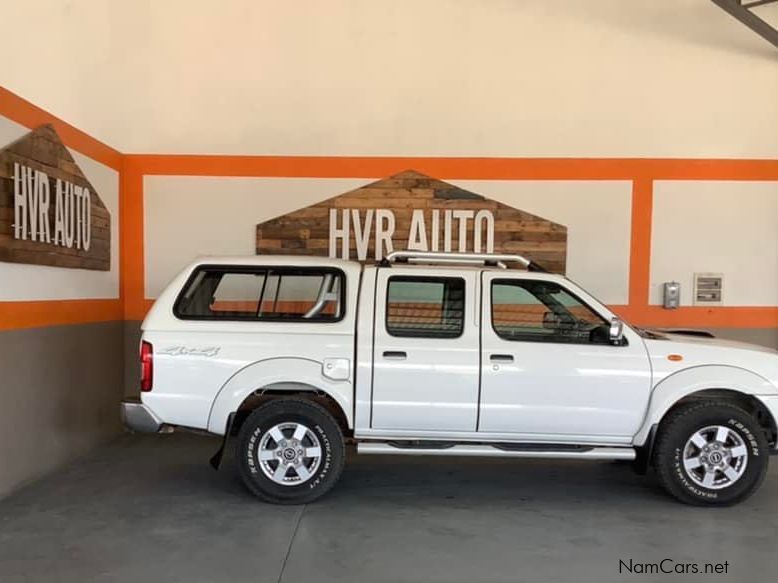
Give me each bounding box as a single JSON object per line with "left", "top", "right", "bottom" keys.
{"left": 121, "top": 251, "right": 778, "bottom": 506}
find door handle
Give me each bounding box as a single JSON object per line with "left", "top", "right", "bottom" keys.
{"left": 383, "top": 351, "right": 407, "bottom": 360}
{"left": 490, "top": 354, "right": 514, "bottom": 363}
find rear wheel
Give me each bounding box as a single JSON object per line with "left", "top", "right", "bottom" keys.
{"left": 653, "top": 401, "right": 769, "bottom": 506}
{"left": 237, "top": 398, "right": 345, "bottom": 504}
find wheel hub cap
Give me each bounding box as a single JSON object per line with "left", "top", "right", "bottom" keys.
{"left": 257, "top": 422, "right": 322, "bottom": 486}
{"left": 682, "top": 425, "right": 748, "bottom": 490}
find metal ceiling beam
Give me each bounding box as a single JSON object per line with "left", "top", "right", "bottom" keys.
{"left": 711, "top": 0, "right": 778, "bottom": 48}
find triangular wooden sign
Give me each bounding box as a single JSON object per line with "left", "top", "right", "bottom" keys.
{"left": 257, "top": 170, "right": 567, "bottom": 273}
{"left": 0, "top": 124, "right": 111, "bottom": 271}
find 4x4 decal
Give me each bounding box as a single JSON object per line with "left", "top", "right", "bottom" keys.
{"left": 158, "top": 346, "right": 221, "bottom": 357}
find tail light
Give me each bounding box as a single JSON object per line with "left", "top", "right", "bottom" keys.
{"left": 140, "top": 341, "right": 154, "bottom": 392}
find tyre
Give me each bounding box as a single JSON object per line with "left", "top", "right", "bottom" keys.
{"left": 236, "top": 398, "right": 345, "bottom": 504}
{"left": 653, "top": 401, "right": 769, "bottom": 506}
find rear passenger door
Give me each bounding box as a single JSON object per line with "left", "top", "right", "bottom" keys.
{"left": 370, "top": 268, "right": 480, "bottom": 432}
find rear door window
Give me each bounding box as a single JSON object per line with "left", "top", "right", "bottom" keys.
{"left": 385, "top": 276, "right": 465, "bottom": 338}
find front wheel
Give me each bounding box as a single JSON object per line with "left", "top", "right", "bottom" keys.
{"left": 653, "top": 401, "right": 769, "bottom": 506}
{"left": 237, "top": 398, "right": 345, "bottom": 504}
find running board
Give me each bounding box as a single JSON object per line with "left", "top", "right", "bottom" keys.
{"left": 357, "top": 442, "right": 635, "bottom": 460}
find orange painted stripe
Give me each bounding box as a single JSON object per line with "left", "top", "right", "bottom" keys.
{"left": 613, "top": 306, "right": 778, "bottom": 329}
{"left": 121, "top": 159, "right": 146, "bottom": 321}
{"left": 141, "top": 299, "right": 154, "bottom": 316}
{"left": 122, "top": 156, "right": 778, "bottom": 329}
{"left": 125, "top": 154, "right": 778, "bottom": 180}
{"left": 628, "top": 179, "right": 653, "bottom": 307}
{"left": 0, "top": 87, "right": 122, "bottom": 171}
{"left": 0, "top": 299, "right": 123, "bottom": 331}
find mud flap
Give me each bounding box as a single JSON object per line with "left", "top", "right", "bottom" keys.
{"left": 632, "top": 424, "right": 658, "bottom": 475}
{"left": 209, "top": 413, "right": 236, "bottom": 470}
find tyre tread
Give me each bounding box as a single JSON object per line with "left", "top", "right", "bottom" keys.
{"left": 237, "top": 397, "right": 346, "bottom": 505}
{"left": 653, "top": 400, "right": 768, "bottom": 506}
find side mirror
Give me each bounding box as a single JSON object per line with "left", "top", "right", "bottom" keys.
{"left": 609, "top": 317, "right": 625, "bottom": 345}
{"left": 542, "top": 311, "right": 560, "bottom": 329}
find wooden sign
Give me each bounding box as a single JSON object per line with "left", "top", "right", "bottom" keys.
{"left": 0, "top": 125, "right": 111, "bottom": 271}
{"left": 257, "top": 170, "right": 567, "bottom": 273}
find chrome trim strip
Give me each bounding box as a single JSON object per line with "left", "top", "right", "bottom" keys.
{"left": 357, "top": 442, "right": 636, "bottom": 460}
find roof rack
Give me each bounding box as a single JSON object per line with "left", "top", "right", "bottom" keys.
{"left": 381, "top": 251, "right": 548, "bottom": 272}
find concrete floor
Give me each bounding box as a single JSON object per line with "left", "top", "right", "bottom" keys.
{"left": 0, "top": 433, "right": 777, "bottom": 583}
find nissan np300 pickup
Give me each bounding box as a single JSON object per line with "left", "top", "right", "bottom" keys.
{"left": 121, "top": 251, "right": 778, "bottom": 505}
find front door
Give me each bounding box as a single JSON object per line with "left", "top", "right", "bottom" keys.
{"left": 371, "top": 268, "right": 480, "bottom": 431}
{"left": 479, "top": 272, "right": 652, "bottom": 441}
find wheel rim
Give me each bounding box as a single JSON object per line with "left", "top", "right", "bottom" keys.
{"left": 257, "top": 422, "right": 322, "bottom": 486}
{"left": 682, "top": 425, "right": 748, "bottom": 490}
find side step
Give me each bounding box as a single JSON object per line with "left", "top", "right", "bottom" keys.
{"left": 357, "top": 442, "right": 635, "bottom": 460}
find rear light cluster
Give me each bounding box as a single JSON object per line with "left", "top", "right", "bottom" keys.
{"left": 140, "top": 341, "right": 154, "bottom": 392}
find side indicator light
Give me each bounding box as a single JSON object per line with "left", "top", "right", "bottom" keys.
{"left": 667, "top": 354, "right": 683, "bottom": 362}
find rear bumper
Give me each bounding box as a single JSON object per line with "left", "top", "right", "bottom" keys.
{"left": 120, "top": 398, "right": 165, "bottom": 433}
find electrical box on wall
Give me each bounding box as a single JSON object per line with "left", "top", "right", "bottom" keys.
{"left": 663, "top": 282, "right": 681, "bottom": 309}
{"left": 694, "top": 273, "right": 723, "bottom": 305}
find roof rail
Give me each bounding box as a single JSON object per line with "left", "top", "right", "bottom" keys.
{"left": 382, "top": 251, "right": 548, "bottom": 272}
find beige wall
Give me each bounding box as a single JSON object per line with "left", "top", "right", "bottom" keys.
{"left": 0, "top": 113, "right": 124, "bottom": 498}
{"left": 0, "top": 1, "right": 776, "bottom": 157}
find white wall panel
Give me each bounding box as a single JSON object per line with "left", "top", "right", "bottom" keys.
{"left": 452, "top": 181, "right": 632, "bottom": 305}
{"left": 0, "top": 115, "right": 120, "bottom": 301}
{"left": 144, "top": 176, "right": 632, "bottom": 304}
{"left": 143, "top": 177, "right": 370, "bottom": 298}
{"left": 651, "top": 181, "right": 778, "bottom": 306}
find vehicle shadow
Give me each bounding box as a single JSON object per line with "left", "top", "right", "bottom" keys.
{"left": 325, "top": 450, "right": 672, "bottom": 509}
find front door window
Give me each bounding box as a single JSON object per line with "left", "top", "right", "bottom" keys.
{"left": 491, "top": 279, "right": 611, "bottom": 345}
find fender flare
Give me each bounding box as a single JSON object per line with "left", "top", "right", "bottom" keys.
{"left": 633, "top": 364, "right": 776, "bottom": 446}
{"left": 206, "top": 357, "right": 353, "bottom": 435}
